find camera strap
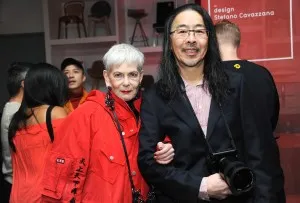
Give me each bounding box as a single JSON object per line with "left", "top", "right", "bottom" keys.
{"left": 111, "top": 109, "right": 137, "bottom": 192}
{"left": 218, "top": 103, "right": 237, "bottom": 150}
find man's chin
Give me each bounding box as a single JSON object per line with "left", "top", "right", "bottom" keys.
{"left": 68, "top": 86, "right": 83, "bottom": 93}
{"left": 183, "top": 59, "right": 204, "bottom": 68}
{"left": 68, "top": 85, "right": 81, "bottom": 89}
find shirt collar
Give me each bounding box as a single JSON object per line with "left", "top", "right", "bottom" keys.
{"left": 181, "top": 76, "right": 204, "bottom": 88}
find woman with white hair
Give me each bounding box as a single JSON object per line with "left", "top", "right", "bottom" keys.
{"left": 41, "top": 44, "right": 174, "bottom": 203}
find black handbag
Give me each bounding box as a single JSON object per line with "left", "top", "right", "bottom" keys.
{"left": 105, "top": 90, "right": 156, "bottom": 203}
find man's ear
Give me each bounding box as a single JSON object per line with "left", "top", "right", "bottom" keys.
{"left": 21, "top": 80, "right": 25, "bottom": 88}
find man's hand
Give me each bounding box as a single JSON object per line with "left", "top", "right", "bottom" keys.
{"left": 207, "top": 173, "right": 232, "bottom": 200}
{"left": 154, "top": 142, "right": 175, "bottom": 164}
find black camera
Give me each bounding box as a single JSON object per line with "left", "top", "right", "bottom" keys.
{"left": 207, "top": 149, "right": 255, "bottom": 195}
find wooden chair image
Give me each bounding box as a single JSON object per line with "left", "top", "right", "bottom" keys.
{"left": 58, "top": 0, "right": 88, "bottom": 39}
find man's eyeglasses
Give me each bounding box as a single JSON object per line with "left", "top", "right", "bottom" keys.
{"left": 170, "top": 29, "right": 209, "bottom": 39}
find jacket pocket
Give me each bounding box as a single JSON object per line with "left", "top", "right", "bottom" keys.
{"left": 96, "top": 141, "right": 126, "bottom": 184}
{"left": 42, "top": 152, "right": 74, "bottom": 199}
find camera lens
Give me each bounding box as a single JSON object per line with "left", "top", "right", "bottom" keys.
{"left": 219, "top": 158, "right": 255, "bottom": 195}
{"left": 232, "top": 167, "right": 254, "bottom": 190}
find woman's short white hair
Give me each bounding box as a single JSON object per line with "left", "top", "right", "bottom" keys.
{"left": 103, "top": 43, "right": 144, "bottom": 72}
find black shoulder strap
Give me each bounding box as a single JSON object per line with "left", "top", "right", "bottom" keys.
{"left": 105, "top": 90, "right": 138, "bottom": 194}
{"left": 46, "top": 105, "right": 55, "bottom": 142}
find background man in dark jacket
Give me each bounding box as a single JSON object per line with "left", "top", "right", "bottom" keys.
{"left": 215, "top": 19, "right": 280, "bottom": 132}
{"left": 215, "top": 19, "right": 285, "bottom": 202}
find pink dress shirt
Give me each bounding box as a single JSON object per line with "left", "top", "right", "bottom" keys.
{"left": 182, "top": 78, "right": 211, "bottom": 201}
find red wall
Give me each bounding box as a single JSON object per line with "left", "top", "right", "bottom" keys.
{"left": 201, "top": 0, "right": 300, "bottom": 83}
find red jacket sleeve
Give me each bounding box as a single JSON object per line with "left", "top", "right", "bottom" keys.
{"left": 163, "top": 136, "right": 171, "bottom": 143}
{"left": 41, "top": 106, "right": 93, "bottom": 202}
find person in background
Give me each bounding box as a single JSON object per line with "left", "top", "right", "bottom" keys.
{"left": 61, "top": 58, "right": 88, "bottom": 114}
{"left": 41, "top": 43, "right": 175, "bottom": 202}
{"left": 215, "top": 19, "right": 280, "bottom": 132}
{"left": 8, "top": 63, "right": 68, "bottom": 203}
{"left": 1, "top": 62, "right": 32, "bottom": 203}
{"left": 138, "top": 4, "right": 283, "bottom": 203}
{"left": 215, "top": 19, "right": 285, "bottom": 202}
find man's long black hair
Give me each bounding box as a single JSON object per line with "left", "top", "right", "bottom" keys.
{"left": 157, "top": 3, "right": 229, "bottom": 104}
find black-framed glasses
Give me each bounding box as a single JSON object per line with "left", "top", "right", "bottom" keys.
{"left": 170, "top": 28, "right": 209, "bottom": 39}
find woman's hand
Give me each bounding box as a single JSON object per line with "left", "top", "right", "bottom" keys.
{"left": 154, "top": 142, "right": 175, "bottom": 164}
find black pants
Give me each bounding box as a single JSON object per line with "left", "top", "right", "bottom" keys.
{"left": 3, "top": 180, "right": 12, "bottom": 203}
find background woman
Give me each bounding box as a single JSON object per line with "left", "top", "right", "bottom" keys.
{"left": 9, "top": 63, "right": 68, "bottom": 202}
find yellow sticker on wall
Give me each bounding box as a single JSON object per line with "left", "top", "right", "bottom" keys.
{"left": 234, "top": 64, "right": 241, "bottom": 69}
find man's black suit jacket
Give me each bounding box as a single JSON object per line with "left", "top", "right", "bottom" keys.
{"left": 138, "top": 70, "right": 283, "bottom": 203}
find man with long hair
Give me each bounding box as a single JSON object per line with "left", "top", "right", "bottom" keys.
{"left": 138, "top": 4, "right": 283, "bottom": 203}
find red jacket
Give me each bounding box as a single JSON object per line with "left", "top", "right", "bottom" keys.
{"left": 41, "top": 90, "right": 149, "bottom": 203}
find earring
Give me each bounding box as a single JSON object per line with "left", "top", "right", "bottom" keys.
{"left": 105, "top": 87, "right": 114, "bottom": 110}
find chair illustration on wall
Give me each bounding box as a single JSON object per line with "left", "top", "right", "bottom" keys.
{"left": 152, "top": 1, "right": 174, "bottom": 45}
{"left": 88, "top": 1, "right": 112, "bottom": 37}
{"left": 58, "top": 0, "right": 88, "bottom": 39}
